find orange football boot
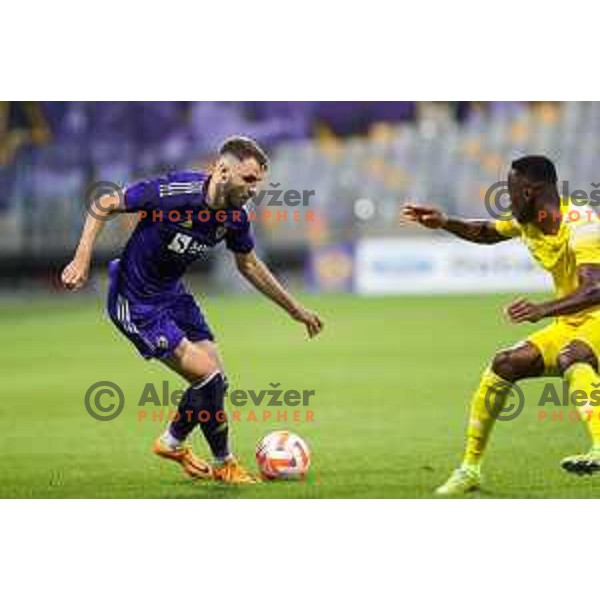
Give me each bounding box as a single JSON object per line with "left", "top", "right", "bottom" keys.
{"left": 152, "top": 437, "right": 213, "bottom": 480}
{"left": 212, "top": 457, "right": 259, "bottom": 484}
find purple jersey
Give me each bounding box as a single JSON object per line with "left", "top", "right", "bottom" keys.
{"left": 118, "top": 170, "right": 254, "bottom": 300}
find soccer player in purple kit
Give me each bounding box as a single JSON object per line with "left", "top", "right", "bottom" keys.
{"left": 61, "top": 137, "right": 323, "bottom": 484}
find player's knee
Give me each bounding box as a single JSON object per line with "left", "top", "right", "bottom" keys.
{"left": 491, "top": 348, "right": 536, "bottom": 382}
{"left": 202, "top": 357, "right": 220, "bottom": 377}
{"left": 557, "top": 341, "right": 597, "bottom": 375}
{"left": 491, "top": 342, "right": 544, "bottom": 382}
{"left": 491, "top": 350, "right": 519, "bottom": 381}
{"left": 173, "top": 340, "right": 221, "bottom": 381}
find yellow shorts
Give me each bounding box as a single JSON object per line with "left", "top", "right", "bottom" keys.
{"left": 527, "top": 315, "right": 600, "bottom": 374}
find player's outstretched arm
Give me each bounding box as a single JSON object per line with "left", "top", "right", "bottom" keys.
{"left": 61, "top": 192, "right": 121, "bottom": 290}
{"left": 234, "top": 250, "right": 324, "bottom": 338}
{"left": 506, "top": 265, "right": 600, "bottom": 323}
{"left": 402, "top": 203, "right": 510, "bottom": 244}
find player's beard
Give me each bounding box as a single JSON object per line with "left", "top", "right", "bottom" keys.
{"left": 513, "top": 202, "right": 536, "bottom": 225}
{"left": 214, "top": 181, "right": 248, "bottom": 210}
{"left": 227, "top": 188, "right": 253, "bottom": 210}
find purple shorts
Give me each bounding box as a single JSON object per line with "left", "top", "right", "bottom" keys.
{"left": 107, "top": 260, "right": 214, "bottom": 360}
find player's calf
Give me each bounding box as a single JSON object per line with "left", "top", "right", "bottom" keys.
{"left": 157, "top": 338, "right": 258, "bottom": 482}
{"left": 164, "top": 370, "right": 230, "bottom": 458}
{"left": 436, "top": 342, "right": 544, "bottom": 495}
{"left": 558, "top": 341, "right": 600, "bottom": 472}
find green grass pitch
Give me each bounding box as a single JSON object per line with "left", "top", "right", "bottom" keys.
{"left": 2, "top": 289, "right": 600, "bottom": 498}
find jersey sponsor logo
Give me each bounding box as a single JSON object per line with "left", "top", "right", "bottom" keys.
{"left": 167, "top": 232, "right": 209, "bottom": 256}
{"left": 167, "top": 232, "right": 193, "bottom": 254}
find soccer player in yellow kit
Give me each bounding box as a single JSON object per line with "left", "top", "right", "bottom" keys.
{"left": 403, "top": 155, "right": 600, "bottom": 495}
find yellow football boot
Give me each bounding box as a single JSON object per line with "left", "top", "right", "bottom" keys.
{"left": 435, "top": 467, "right": 481, "bottom": 496}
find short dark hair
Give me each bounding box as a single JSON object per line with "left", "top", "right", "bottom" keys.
{"left": 219, "top": 136, "right": 269, "bottom": 169}
{"left": 511, "top": 155, "right": 557, "bottom": 184}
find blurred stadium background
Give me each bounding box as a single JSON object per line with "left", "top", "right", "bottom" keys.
{"left": 1, "top": 101, "right": 597, "bottom": 294}
{"left": 4, "top": 101, "right": 600, "bottom": 498}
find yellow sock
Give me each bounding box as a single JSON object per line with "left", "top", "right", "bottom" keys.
{"left": 564, "top": 363, "right": 600, "bottom": 450}
{"left": 462, "top": 368, "right": 514, "bottom": 469}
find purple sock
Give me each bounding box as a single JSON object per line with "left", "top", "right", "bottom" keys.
{"left": 169, "top": 372, "right": 229, "bottom": 459}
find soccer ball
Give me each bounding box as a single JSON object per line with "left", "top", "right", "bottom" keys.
{"left": 255, "top": 431, "right": 311, "bottom": 480}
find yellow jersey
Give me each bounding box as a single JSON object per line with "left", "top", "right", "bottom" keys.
{"left": 494, "top": 200, "right": 600, "bottom": 325}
